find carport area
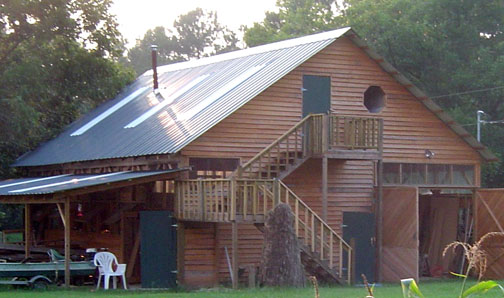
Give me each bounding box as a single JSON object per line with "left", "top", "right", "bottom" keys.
{"left": 0, "top": 170, "right": 183, "bottom": 287}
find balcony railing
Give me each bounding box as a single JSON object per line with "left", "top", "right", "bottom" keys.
{"left": 238, "top": 114, "right": 383, "bottom": 179}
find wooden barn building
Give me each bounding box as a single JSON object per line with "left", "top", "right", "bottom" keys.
{"left": 1, "top": 27, "right": 503, "bottom": 287}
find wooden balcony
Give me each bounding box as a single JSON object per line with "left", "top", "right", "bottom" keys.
{"left": 238, "top": 114, "right": 383, "bottom": 179}
{"left": 175, "top": 178, "right": 352, "bottom": 284}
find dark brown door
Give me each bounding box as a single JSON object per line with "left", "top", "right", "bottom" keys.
{"left": 382, "top": 186, "right": 419, "bottom": 282}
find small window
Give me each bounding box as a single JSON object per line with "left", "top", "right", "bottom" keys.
{"left": 189, "top": 158, "right": 240, "bottom": 179}
{"left": 383, "top": 163, "right": 400, "bottom": 184}
{"left": 364, "top": 86, "right": 386, "bottom": 113}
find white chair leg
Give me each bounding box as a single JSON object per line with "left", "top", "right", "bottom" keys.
{"left": 122, "top": 274, "right": 127, "bottom": 290}
{"left": 113, "top": 276, "right": 117, "bottom": 289}
{"left": 104, "top": 275, "right": 110, "bottom": 290}
{"left": 96, "top": 275, "right": 101, "bottom": 290}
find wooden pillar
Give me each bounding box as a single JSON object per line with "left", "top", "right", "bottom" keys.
{"left": 177, "top": 221, "right": 185, "bottom": 286}
{"left": 376, "top": 160, "right": 383, "bottom": 282}
{"left": 64, "top": 197, "right": 71, "bottom": 287}
{"left": 232, "top": 221, "right": 238, "bottom": 289}
{"left": 24, "top": 204, "right": 31, "bottom": 258}
{"left": 322, "top": 156, "right": 328, "bottom": 221}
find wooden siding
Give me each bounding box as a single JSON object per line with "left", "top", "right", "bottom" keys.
{"left": 182, "top": 36, "right": 482, "bottom": 166}
{"left": 283, "top": 159, "right": 375, "bottom": 236}
{"left": 215, "top": 223, "right": 264, "bottom": 284}
{"left": 298, "top": 37, "right": 481, "bottom": 165}
{"left": 179, "top": 36, "right": 482, "bottom": 286}
{"left": 183, "top": 223, "right": 218, "bottom": 287}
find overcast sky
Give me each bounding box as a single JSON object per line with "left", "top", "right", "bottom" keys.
{"left": 110, "top": 0, "right": 278, "bottom": 47}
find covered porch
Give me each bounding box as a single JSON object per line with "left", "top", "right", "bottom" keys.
{"left": 0, "top": 169, "right": 183, "bottom": 287}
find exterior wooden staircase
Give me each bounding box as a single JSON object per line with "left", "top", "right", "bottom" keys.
{"left": 175, "top": 113, "right": 383, "bottom": 285}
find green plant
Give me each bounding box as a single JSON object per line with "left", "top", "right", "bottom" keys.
{"left": 401, "top": 278, "right": 424, "bottom": 298}
{"left": 443, "top": 232, "right": 504, "bottom": 297}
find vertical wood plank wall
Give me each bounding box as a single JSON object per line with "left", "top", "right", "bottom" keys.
{"left": 180, "top": 36, "right": 483, "bottom": 284}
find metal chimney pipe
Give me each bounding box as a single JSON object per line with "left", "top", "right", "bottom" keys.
{"left": 151, "top": 45, "right": 159, "bottom": 90}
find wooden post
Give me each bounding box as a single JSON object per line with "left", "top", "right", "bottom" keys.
{"left": 376, "top": 159, "right": 384, "bottom": 282}
{"left": 350, "top": 238, "right": 356, "bottom": 285}
{"left": 322, "top": 156, "right": 328, "bottom": 221}
{"left": 64, "top": 197, "right": 71, "bottom": 287}
{"left": 177, "top": 222, "right": 185, "bottom": 286}
{"left": 24, "top": 204, "right": 31, "bottom": 259}
{"left": 273, "top": 179, "right": 280, "bottom": 206}
{"left": 322, "top": 114, "right": 329, "bottom": 153}
{"left": 232, "top": 221, "right": 239, "bottom": 289}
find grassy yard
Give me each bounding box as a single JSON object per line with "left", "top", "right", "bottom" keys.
{"left": 0, "top": 279, "right": 502, "bottom": 298}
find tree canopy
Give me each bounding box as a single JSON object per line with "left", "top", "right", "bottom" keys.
{"left": 0, "top": 0, "right": 135, "bottom": 179}
{"left": 127, "top": 8, "right": 239, "bottom": 75}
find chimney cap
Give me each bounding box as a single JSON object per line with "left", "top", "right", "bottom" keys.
{"left": 151, "top": 44, "right": 158, "bottom": 50}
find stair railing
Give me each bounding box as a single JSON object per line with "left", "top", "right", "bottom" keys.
{"left": 236, "top": 114, "right": 324, "bottom": 179}
{"left": 275, "top": 180, "right": 352, "bottom": 284}
{"left": 176, "top": 178, "right": 352, "bottom": 284}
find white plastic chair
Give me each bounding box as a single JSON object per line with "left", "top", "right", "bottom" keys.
{"left": 93, "top": 252, "right": 127, "bottom": 290}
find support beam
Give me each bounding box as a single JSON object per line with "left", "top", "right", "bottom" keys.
{"left": 177, "top": 222, "right": 185, "bottom": 286}
{"left": 56, "top": 203, "right": 66, "bottom": 228}
{"left": 24, "top": 204, "right": 31, "bottom": 258}
{"left": 322, "top": 156, "right": 328, "bottom": 221}
{"left": 232, "top": 221, "right": 238, "bottom": 289}
{"left": 376, "top": 160, "right": 384, "bottom": 282}
{"left": 64, "top": 197, "right": 71, "bottom": 287}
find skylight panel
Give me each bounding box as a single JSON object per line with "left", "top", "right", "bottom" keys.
{"left": 9, "top": 172, "right": 125, "bottom": 193}
{"left": 179, "top": 64, "right": 266, "bottom": 121}
{"left": 0, "top": 175, "right": 70, "bottom": 189}
{"left": 71, "top": 87, "right": 149, "bottom": 136}
{"left": 124, "top": 74, "right": 210, "bottom": 129}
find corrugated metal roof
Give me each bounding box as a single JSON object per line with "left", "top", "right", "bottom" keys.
{"left": 13, "top": 27, "right": 496, "bottom": 166}
{"left": 14, "top": 27, "right": 351, "bottom": 167}
{"left": 0, "top": 170, "right": 181, "bottom": 196}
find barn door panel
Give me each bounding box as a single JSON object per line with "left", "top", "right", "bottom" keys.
{"left": 382, "top": 187, "right": 419, "bottom": 282}
{"left": 475, "top": 189, "right": 504, "bottom": 279}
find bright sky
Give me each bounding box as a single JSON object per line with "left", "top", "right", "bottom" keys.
{"left": 110, "top": 0, "right": 278, "bottom": 47}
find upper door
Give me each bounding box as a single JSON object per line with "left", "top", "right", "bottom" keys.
{"left": 475, "top": 189, "right": 504, "bottom": 279}
{"left": 302, "top": 75, "right": 331, "bottom": 117}
{"left": 382, "top": 186, "right": 419, "bottom": 282}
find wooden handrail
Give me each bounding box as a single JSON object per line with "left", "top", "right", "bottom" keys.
{"left": 237, "top": 114, "right": 324, "bottom": 178}
{"left": 329, "top": 115, "right": 382, "bottom": 150}
{"left": 175, "top": 178, "right": 352, "bottom": 284}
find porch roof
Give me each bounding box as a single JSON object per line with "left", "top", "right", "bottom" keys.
{"left": 0, "top": 170, "right": 183, "bottom": 202}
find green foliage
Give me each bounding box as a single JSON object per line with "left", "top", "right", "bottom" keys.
{"left": 462, "top": 280, "right": 502, "bottom": 298}
{"left": 127, "top": 8, "right": 239, "bottom": 75}
{"left": 0, "top": 1, "right": 135, "bottom": 180}
{"left": 401, "top": 278, "right": 424, "bottom": 298}
{"left": 243, "top": 0, "right": 339, "bottom": 47}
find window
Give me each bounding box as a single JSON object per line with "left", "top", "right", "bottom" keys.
{"left": 382, "top": 163, "right": 475, "bottom": 186}
{"left": 189, "top": 158, "right": 240, "bottom": 179}
{"left": 364, "top": 86, "right": 386, "bottom": 113}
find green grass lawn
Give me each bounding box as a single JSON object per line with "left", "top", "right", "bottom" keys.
{"left": 0, "top": 279, "right": 502, "bottom": 298}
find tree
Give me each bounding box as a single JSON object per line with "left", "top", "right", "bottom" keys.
{"left": 338, "top": 0, "right": 504, "bottom": 187}
{"left": 0, "top": 0, "right": 135, "bottom": 179}
{"left": 243, "top": 0, "right": 339, "bottom": 47}
{"left": 127, "top": 8, "right": 239, "bottom": 75}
